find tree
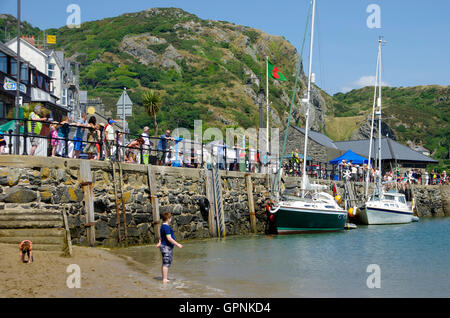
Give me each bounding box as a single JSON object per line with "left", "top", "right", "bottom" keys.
{"left": 142, "top": 90, "right": 162, "bottom": 136}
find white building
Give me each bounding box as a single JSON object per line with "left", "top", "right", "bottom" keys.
{"left": 5, "top": 36, "right": 80, "bottom": 119}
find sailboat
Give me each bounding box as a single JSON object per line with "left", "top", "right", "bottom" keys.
{"left": 358, "top": 37, "right": 416, "bottom": 225}
{"left": 268, "top": 0, "right": 347, "bottom": 233}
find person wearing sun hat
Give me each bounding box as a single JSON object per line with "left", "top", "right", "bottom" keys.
{"left": 104, "top": 118, "right": 116, "bottom": 160}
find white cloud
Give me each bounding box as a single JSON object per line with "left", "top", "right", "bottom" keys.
{"left": 341, "top": 75, "right": 390, "bottom": 93}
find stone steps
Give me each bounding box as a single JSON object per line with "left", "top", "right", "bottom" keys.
{"left": 0, "top": 209, "right": 61, "bottom": 215}
{"left": 0, "top": 208, "right": 63, "bottom": 229}
{"left": 0, "top": 236, "right": 64, "bottom": 245}
{"left": 0, "top": 220, "right": 63, "bottom": 229}
{"left": 0, "top": 228, "right": 65, "bottom": 237}
{"left": 0, "top": 215, "right": 62, "bottom": 222}
{"left": 0, "top": 228, "right": 65, "bottom": 251}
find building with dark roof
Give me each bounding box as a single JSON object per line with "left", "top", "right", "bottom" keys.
{"left": 334, "top": 137, "right": 438, "bottom": 170}
{"left": 281, "top": 125, "right": 438, "bottom": 171}
{"left": 280, "top": 125, "right": 344, "bottom": 163}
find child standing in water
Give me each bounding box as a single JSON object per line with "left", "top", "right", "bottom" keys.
{"left": 156, "top": 212, "right": 183, "bottom": 284}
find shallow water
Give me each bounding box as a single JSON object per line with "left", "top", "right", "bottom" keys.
{"left": 115, "top": 217, "right": 450, "bottom": 297}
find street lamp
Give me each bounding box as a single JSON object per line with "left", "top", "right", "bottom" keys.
{"left": 14, "top": 0, "right": 21, "bottom": 155}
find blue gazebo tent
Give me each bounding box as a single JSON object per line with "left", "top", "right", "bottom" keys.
{"left": 329, "top": 150, "right": 368, "bottom": 165}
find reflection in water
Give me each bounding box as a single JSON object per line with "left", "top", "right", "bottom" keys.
{"left": 115, "top": 218, "right": 450, "bottom": 297}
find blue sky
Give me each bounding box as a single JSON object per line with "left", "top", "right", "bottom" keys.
{"left": 1, "top": 0, "right": 449, "bottom": 95}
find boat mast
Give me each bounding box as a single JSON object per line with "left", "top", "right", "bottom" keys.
{"left": 365, "top": 39, "right": 381, "bottom": 199}
{"left": 376, "top": 36, "right": 385, "bottom": 198}
{"left": 302, "top": 0, "right": 316, "bottom": 198}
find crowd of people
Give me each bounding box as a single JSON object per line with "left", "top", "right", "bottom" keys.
{"left": 0, "top": 106, "right": 448, "bottom": 184}
{"left": 283, "top": 150, "right": 449, "bottom": 186}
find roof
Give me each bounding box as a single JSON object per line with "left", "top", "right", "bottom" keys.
{"left": 0, "top": 41, "right": 35, "bottom": 66}
{"left": 334, "top": 138, "right": 438, "bottom": 163}
{"left": 290, "top": 126, "right": 338, "bottom": 149}
{"left": 5, "top": 37, "right": 48, "bottom": 59}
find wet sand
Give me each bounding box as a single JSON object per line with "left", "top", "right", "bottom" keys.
{"left": 0, "top": 243, "right": 189, "bottom": 298}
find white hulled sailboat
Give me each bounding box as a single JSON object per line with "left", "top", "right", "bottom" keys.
{"left": 359, "top": 37, "right": 415, "bottom": 225}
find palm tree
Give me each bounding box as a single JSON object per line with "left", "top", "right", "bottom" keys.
{"left": 142, "top": 90, "right": 162, "bottom": 136}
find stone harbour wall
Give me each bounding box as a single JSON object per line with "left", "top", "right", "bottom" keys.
{"left": 0, "top": 156, "right": 269, "bottom": 247}
{"left": 0, "top": 156, "right": 448, "bottom": 248}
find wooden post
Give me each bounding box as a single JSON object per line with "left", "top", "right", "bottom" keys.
{"left": 111, "top": 162, "right": 122, "bottom": 243}
{"left": 118, "top": 163, "right": 128, "bottom": 244}
{"left": 147, "top": 165, "right": 161, "bottom": 242}
{"left": 246, "top": 174, "right": 256, "bottom": 233}
{"left": 62, "top": 209, "right": 73, "bottom": 256}
{"left": 80, "top": 161, "right": 95, "bottom": 246}
{"left": 204, "top": 169, "right": 216, "bottom": 237}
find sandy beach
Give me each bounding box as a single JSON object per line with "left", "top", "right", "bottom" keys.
{"left": 0, "top": 243, "right": 188, "bottom": 298}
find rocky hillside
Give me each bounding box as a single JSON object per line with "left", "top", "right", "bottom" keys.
{"left": 327, "top": 85, "right": 449, "bottom": 161}
{"left": 1, "top": 8, "right": 330, "bottom": 135}
{"left": 1, "top": 9, "right": 448, "bottom": 164}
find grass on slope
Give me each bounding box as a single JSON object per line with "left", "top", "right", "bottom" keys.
{"left": 325, "top": 115, "right": 366, "bottom": 141}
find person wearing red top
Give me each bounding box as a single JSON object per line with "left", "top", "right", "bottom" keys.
{"left": 19, "top": 240, "right": 33, "bottom": 264}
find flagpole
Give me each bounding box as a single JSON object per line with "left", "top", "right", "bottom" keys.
{"left": 266, "top": 55, "right": 269, "bottom": 167}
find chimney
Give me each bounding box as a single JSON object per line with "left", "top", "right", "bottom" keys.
{"left": 21, "top": 35, "right": 36, "bottom": 47}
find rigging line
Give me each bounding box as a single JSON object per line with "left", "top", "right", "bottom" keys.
{"left": 273, "top": 0, "right": 312, "bottom": 195}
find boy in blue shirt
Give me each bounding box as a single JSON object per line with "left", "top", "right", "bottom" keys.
{"left": 156, "top": 212, "right": 183, "bottom": 284}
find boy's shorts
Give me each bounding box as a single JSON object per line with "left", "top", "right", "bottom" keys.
{"left": 29, "top": 134, "right": 39, "bottom": 147}
{"left": 160, "top": 245, "right": 173, "bottom": 267}
{"left": 73, "top": 137, "right": 83, "bottom": 151}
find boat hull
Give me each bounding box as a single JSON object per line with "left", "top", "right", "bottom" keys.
{"left": 275, "top": 207, "right": 347, "bottom": 233}
{"left": 359, "top": 206, "right": 414, "bottom": 225}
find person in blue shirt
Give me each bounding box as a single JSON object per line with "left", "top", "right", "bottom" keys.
{"left": 72, "top": 113, "right": 89, "bottom": 159}
{"left": 156, "top": 212, "right": 183, "bottom": 284}
{"left": 157, "top": 130, "right": 174, "bottom": 165}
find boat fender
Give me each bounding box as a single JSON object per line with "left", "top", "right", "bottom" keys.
{"left": 332, "top": 183, "right": 337, "bottom": 196}
{"left": 348, "top": 206, "right": 357, "bottom": 217}
{"left": 335, "top": 195, "right": 342, "bottom": 205}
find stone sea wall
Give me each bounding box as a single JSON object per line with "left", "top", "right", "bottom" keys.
{"left": 0, "top": 156, "right": 448, "bottom": 248}
{"left": 0, "top": 156, "right": 269, "bottom": 247}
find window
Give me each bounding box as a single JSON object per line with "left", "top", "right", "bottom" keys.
{"left": 36, "top": 73, "right": 43, "bottom": 88}
{"left": 384, "top": 195, "right": 395, "bottom": 201}
{"left": 398, "top": 196, "right": 406, "bottom": 204}
{"left": 43, "top": 78, "right": 49, "bottom": 92}
{"left": 48, "top": 63, "right": 55, "bottom": 78}
{"left": 0, "top": 101, "right": 5, "bottom": 118}
{"left": 62, "top": 88, "right": 67, "bottom": 106}
{"left": 20, "top": 64, "right": 28, "bottom": 84}
{"left": 10, "top": 58, "right": 17, "bottom": 76}
{"left": 0, "top": 53, "right": 7, "bottom": 73}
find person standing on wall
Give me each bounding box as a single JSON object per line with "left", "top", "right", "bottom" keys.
{"left": 73, "top": 113, "right": 89, "bottom": 159}
{"left": 157, "top": 130, "right": 174, "bottom": 165}
{"left": 28, "top": 105, "right": 47, "bottom": 156}
{"left": 104, "top": 118, "right": 116, "bottom": 161}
